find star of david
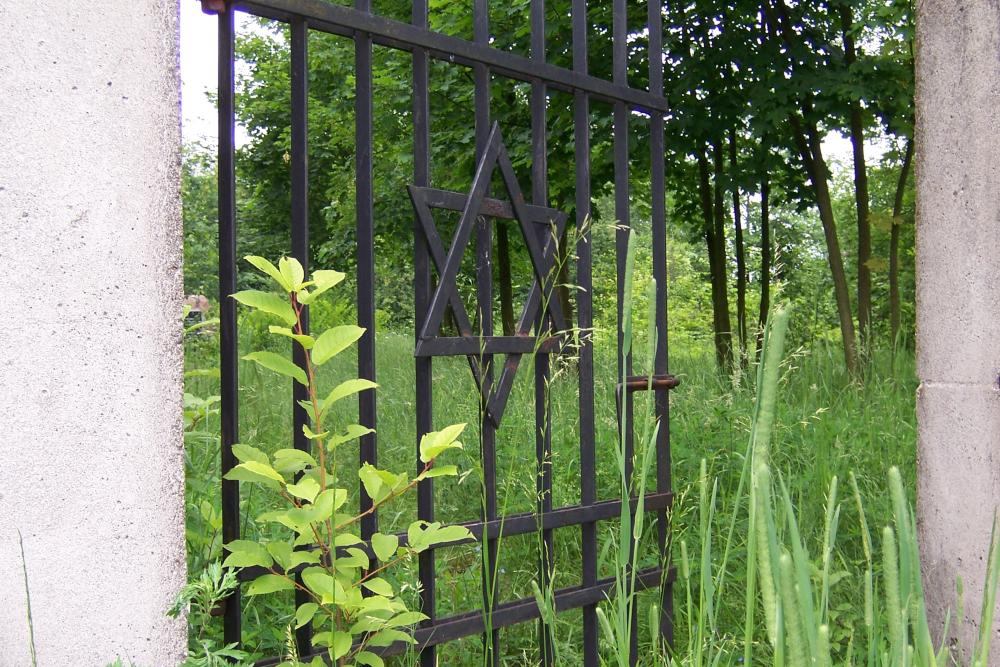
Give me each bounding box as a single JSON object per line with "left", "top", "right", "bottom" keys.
{"left": 408, "top": 122, "right": 569, "bottom": 428}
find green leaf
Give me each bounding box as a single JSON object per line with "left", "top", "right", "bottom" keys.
{"left": 321, "top": 379, "right": 378, "bottom": 413}
{"left": 301, "top": 567, "right": 335, "bottom": 602}
{"left": 245, "top": 255, "right": 292, "bottom": 291}
{"left": 272, "top": 448, "right": 317, "bottom": 474}
{"left": 366, "top": 628, "right": 416, "bottom": 647}
{"left": 298, "top": 269, "right": 346, "bottom": 305}
{"left": 335, "top": 532, "right": 363, "bottom": 547}
{"left": 232, "top": 443, "right": 269, "bottom": 465}
{"left": 362, "top": 577, "right": 394, "bottom": 597}
{"left": 303, "top": 424, "right": 330, "bottom": 440}
{"left": 371, "top": 533, "right": 399, "bottom": 562}
{"left": 246, "top": 574, "right": 294, "bottom": 595}
{"left": 314, "top": 487, "right": 348, "bottom": 515}
{"left": 268, "top": 326, "right": 315, "bottom": 349}
{"left": 279, "top": 256, "right": 306, "bottom": 292}
{"left": 331, "top": 631, "right": 352, "bottom": 660}
{"left": 419, "top": 423, "right": 466, "bottom": 463}
{"left": 312, "top": 325, "right": 366, "bottom": 366}
{"left": 385, "top": 611, "right": 428, "bottom": 628}
{"left": 286, "top": 478, "right": 320, "bottom": 503}
{"left": 426, "top": 524, "right": 474, "bottom": 546}
{"left": 359, "top": 464, "right": 408, "bottom": 505}
{"left": 224, "top": 461, "right": 285, "bottom": 489}
{"left": 418, "top": 464, "right": 458, "bottom": 479}
{"left": 359, "top": 464, "right": 384, "bottom": 504}
{"left": 266, "top": 541, "right": 293, "bottom": 569}
{"left": 407, "top": 521, "right": 473, "bottom": 551}
{"left": 294, "top": 602, "right": 318, "bottom": 629}
{"left": 327, "top": 424, "right": 375, "bottom": 449}
{"left": 289, "top": 550, "right": 321, "bottom": 569}
{"left": 231, "top": 290, "right": 296, "bottom": 326}
{"left": 354, "top": 651, "right": 385, "bottom": 667}
{"left": 335, "top": 547, "right": 370, "bottom": 571}
{"left": 243, "top": 351, "right": 308, "bottom": 386}
{"left": 355, "top": 651, "right": 385, "bottom": 667}
{"left": 223, "top": 540, "right": 273, "bottom": 568}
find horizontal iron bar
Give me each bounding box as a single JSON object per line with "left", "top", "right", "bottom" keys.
{"left": 230, "top": 0, "right": 668, "bottom": 114}
{"left": 620, "top": 374, "right": 681, "bottom": 392}
{"left": 255, "top": 565, "right": 675, "bottom": 664}
{"left": 415, "top": 334, "right": 564, "bottom": 356}
{"left": 419, "top": 187, "right": 561, "bottom": 223}
{"left": 237, "top": 491, "right": 673, "bottom": 582}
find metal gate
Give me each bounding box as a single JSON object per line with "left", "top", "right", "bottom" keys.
{"left": 205, "top": 0, "right": 674, "bottom": 663}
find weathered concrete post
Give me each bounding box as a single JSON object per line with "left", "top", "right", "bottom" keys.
{"left": 0, "top": 1, "right": 186, "bottom": 665}
{"left": 916, "top": 0, "right": 1000, "bottom": 654}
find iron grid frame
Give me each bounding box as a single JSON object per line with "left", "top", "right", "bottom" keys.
{"left": 207, "top": 0, "right": 675, "bottom": 663}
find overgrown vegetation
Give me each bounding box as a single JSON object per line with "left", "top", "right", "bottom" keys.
{"left": 170, "top": 1, "right": 947, "bottom": 662}
{"left": 179, "top": 255, "right": 939, "bottom": 665}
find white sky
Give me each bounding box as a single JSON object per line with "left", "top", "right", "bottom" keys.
{"left": 180, "top": 1, "right": 219, "bottom": 145}
{"left": 179, "top": 3, "right": 864, "bottom": 161}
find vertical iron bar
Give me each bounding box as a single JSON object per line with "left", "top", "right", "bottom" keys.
{"left": 289, "top": 16, "right": 312, "bottom": 657}
{"left": 473, "top": 1, "right": 499, "bottom": 663}
{"left": 412, "top": 0, "right": 437, "bottom": 664}
{"left": 529, "top": 0, "right": 554, "bottom": 663}
{"left": 356, "top": 0, "right": 378, "bottom": 540}
{"left": 612, "top": 0, "right": 638, "bottom": 663}
{"left": 571, "top": 1, "right": 598, "bottom": 664}
{"left": 217, "top": 4, "right": 241, "bottom": 650}
{"left": 647, "top": 0, "right": 672, "bottom": 649}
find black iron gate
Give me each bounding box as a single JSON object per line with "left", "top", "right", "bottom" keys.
{"left": 206, "top": 0, "right": 675, "bottom": 663}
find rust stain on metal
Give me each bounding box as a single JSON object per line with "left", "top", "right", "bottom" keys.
{"left": 200, "top": 0, "right": 228, "bottom": 15}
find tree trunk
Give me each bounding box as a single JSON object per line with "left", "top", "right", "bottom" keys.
{"left": 697, "top": 143, "right": 733, "bottom": 371}
{"left": 764, "top": 0, "right": 857, "bottom": 373}
{"left": 729, "top": 127, "right": 747, "bottom": 364}
{"left": 890, "top": 138, "right": 914, "bottom": 351}
{"left": 840, "top": 5, "right": 873, "bottom": 353}
{"left": 497, "top": 223, "right": 515, "bottom": 335}
{"left": 757, "top": 170, "right": 771, "bottom": 361}
{"left": 790, "top": 112, "right": 859, "bottom": 375}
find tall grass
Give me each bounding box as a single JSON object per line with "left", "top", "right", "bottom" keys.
{"left": 18, "top": 529, "right": 37, "bottom": 667}
{"left": 659, "top": 303, "right": 1000, "bottom": 667}
{"left": 184, "top": 289, "right": 940, "bottom": 663}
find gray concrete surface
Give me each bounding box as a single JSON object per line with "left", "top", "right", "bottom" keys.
{"left": 0, "top": 1, "right": 187, "bottom": 665}
{"left": 916, "top": 0, "right": 1000, "bottom": 654}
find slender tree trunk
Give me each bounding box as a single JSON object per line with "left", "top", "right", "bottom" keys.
{"left": 790, "top": 112, "right": 859, "bottom": 375}
{"left": 757, "top": 170, "right": 771, "bottom": 360}
{"left": 840, "top": 5, "right": 873, "bottom": 354}
{"left": 889, "top": 138, "right": 914, "bottom": 351}
{"left": 712, "top": 140, "right": 734, "bottom": 372}
{"left": 697, "top": 143, "right": 733, "bottom": 371}
{"left": 765, "top": 0, "right": 857, "bottom": 373}
{"left": 729, "top": 128, "right": 747, "bottom": 364}
{"left": 497, "top": 223, "right": 515, "bottom": 335}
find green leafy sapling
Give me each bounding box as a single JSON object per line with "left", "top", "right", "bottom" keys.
{"left": 224, "top": 256, "right": 474, "bottom": 667}
{"left": 167, "top": 562, "right": 249, "bottom": 667}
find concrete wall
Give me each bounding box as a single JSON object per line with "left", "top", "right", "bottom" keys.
{"left": 916, "top": 0, "right": 1000, "bottom": 654}
{"left": 0, "top": 1, "right": 186, "bottom": 665}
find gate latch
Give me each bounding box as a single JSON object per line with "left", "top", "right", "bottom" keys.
{"left": 619, "top": 374, "right": 680, "bottom": 393}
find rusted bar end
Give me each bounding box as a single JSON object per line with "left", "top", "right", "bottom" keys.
{"left": 200, "top": 0, "right": 228, "bottom": 15}
{"left": 620, "top": 374, "right": 681, "bottom": 393}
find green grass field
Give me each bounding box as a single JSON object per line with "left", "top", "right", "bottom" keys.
{"left": 183, "top": 320, "right": 917, "bottom": 664}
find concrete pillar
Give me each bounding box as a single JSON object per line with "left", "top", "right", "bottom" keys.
{"left": 916, "top": 0, "right": 1000, "bottom": 655}
{"left": 0, "top": 1, "right": 186, "bottom": 665}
